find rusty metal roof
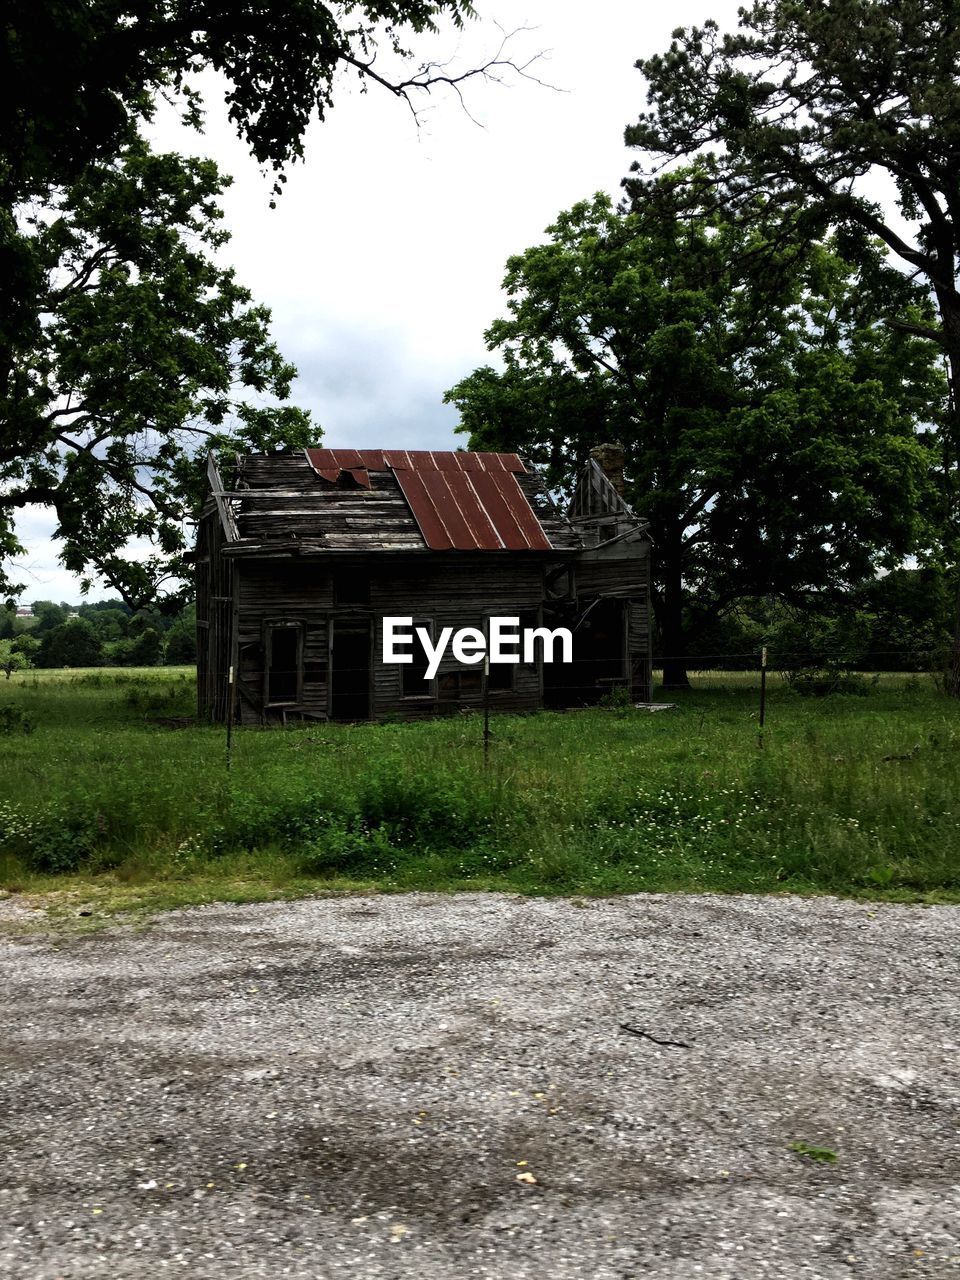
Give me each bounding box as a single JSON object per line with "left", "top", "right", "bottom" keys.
{"left": 304, "top": 448, "right": 553, "bottom": 552}
{"left": 303, "top": 448, "right": 387, "bottom": 489}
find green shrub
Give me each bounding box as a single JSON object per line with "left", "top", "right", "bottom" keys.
{"left": 0, "top": 802, "right": 106, "bottom": 873}
{"left": 211, "top": 791, "right": 331, "bottom": 855}
{"left": 202, "top": 765, "right": 496, "bottom": 863}
{"left": 597, "top": 684, "right": 633, "bottom": 712}
{"left": 787, "top": 668, "right": 878, "bottom": 697}
{"left": 599, "top": 686, "right": 634, "bottom": 716}
{"left": 354, "top": 762, "right": 493, "bottom": 849}
{"left": 296, "top": 822, "right": 398, "bottom": 876}
{"left": 124, "top": 677, "right": 194, "bottom": 716}
{"left": 0, "top": 705, "right": 34, "bottom": 734}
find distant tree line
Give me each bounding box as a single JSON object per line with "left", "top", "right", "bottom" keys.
{"left": 0, "top": 599, "right": 196, "bottom": 673}
{"left": 677, "top": 568, "right": 956, "bottom": 674}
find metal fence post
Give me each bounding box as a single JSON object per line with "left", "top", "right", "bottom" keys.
{"left": 758, "top": 646, "right": 768, "bottom": 748}
{"left": 483, "top": 655, "right": 491, "bottom": 767}
{"left": 226, "top": 663, "right": 236, "bottom": 770}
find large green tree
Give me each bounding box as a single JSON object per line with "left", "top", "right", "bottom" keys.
{"left": 37, "top": 618, "right": 105, "bottom": 668}
{"left": 625, "top": 0, "right": 960, "bottom": 684}
{"left": 1, "top": 139, "right": 312, "bottom": 607}
{"left": 2, "top": 0, "right": 528, "bottom": 603}
{"left": 445, "top": 182, "right": 944, "bottom": 685}
{"left": 2, "top": 1, "right": 481, "bottom": 208}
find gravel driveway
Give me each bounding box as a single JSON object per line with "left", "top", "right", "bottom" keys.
{"left": 1, "top": 892, "right": 958, "bottom": 1279}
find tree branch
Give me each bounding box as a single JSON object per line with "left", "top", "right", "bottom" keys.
{"left": 338, "top": 24, "right": 558, "bottom": 127}
{"left": 886, "top": 317, "right": 947, "bottom": 346}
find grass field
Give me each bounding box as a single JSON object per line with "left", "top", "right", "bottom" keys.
{"left": 1, "top": 666, "right": 958, "bottom": 915}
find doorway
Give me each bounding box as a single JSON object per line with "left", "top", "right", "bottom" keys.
{"left": 544, "top": 598, "right": 626, "bottom": 707}
{"left": 265, "top": 624, "right": 303, "bottom": 707}
{"left": 330, "top": 618, "right": 371, "bottom": 720}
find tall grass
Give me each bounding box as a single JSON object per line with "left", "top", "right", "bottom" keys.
{"left": 0, "top": 666, "right": 958, "bottom": 907}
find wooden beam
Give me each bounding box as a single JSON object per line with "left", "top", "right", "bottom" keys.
{"left": 207, "top": 452, "right": 240, "bottom": 543}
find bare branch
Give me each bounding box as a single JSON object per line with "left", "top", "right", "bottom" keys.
{"left": 339, "top": 24, "right": 561, "bottom": 129}
{"left": 46, "top": 245, "right": 118, "bottom": 303}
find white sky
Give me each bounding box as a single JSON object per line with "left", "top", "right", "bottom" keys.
{"left": 11, "top": 0, "right": 748, "bottom": 601}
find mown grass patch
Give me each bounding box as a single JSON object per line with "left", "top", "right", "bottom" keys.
{"left": 0, "top": 665, "right": 958, "bottom": 917}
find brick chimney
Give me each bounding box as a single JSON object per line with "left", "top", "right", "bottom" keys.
{"left": 590, "top": 442, "right": 626, "bottom": 496}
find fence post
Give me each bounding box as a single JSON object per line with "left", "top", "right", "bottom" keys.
{"left": 226, "top": 663, "right": 236, "bottom": 770}
{"left": 758, "top": 646, "right": 768, "bottom": 748}
{"left": 483, "top": 655, "right": 491, "bottom": 767}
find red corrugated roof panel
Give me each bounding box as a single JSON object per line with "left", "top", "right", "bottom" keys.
{"left": 305, "top": 448, "right": 384, "bottom": 487}
{"left": 392, "top": 462, "right": 552, "bottom": 551}
{"left": 386, "top": 469, "right": 451, "bottom": 548}
{"left": 469, "top": 469, "right": 549, "bottom": 550}
{"left": 304, "top": 447, "right": 552, "bottom": 551}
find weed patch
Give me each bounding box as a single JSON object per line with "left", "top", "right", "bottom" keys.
{"left": 0, "top": 666, "right": 956, "bottom": 903}
{"left": 0, "top": 705, "right": 33, "bottom": 734}
{"left": 788, "top": 1141, "right": 838, "bottom": 1164}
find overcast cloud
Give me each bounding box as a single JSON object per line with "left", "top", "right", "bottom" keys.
{"left": 13, "top": 0, "right": 746, "bottom": 601}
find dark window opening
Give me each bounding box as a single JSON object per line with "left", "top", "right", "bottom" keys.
{"left": 545, "top": 564, "right": 574, "bottom": 600}
{"left": 487, "top": 661, "right": 512, "bottom": 691}
{"left": 330, "top": 620, "right": 370, "bottom": 719}
{"left": 267, "top": 626, "right": 302, "bottom": 704}
{"left": 334, "top": 573, "right": 370, "bottom": 605}
{"left": 439, "top": 669, "right": 483, "bottom": 701}
{"left": 486, "top": 610, "right": 539, "bottom": 692}
{"left": 402, "top": 625, "right": 432, "bottom": 697}
{"left": 543, "top": 598, "right": 625, "bottom": 708}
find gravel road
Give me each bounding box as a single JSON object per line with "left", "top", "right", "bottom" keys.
{"left": 1, "top": 891, "right": 958, "bottom": 1279}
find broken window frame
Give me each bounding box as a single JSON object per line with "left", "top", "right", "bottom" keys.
{"left": 401, "top": 616, "right": 436, "bottom": 700}
{"left": 264, "top": 620, "right": 305, "bottom": 706}
{"left": 482, "top": 609, "right": 541, "bottom": 694}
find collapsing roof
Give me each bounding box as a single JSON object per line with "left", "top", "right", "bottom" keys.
{"left": 305, "top": 448, "right": 551, "bottom": 552}
{"left": 216, "top": 448, "right": 583, "bottom": 554}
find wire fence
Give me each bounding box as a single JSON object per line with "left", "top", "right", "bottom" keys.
{"left": 197, "top": 646, "right": 955, "bottom": 686}
{"left": 12, "top": 649, "right": 943, "bottom": 767}
{"left": 187, "top": 642, "right": 959, "bottom": 769}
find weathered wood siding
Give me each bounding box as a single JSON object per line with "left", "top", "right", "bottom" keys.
{"left": 229, "top": 555, "right": 548, "bottom": 721}
{"left": 196, "top": 501, "right": 234, "bottom": 721}
{"left": 372, "top": 558, "right": 545, "bottom": 717}
{"left": 201, "top": 547, "right": 654, "bottom": 721}
{"left": 628, "top": 599, "right": 652, "bottom": 702}
{"left": 574, "top": 539, "right": 653, "bottom": 703}
{"left": 235, "top": 562, "right": 333, "bottom": 724}
{"left": 575, "top": 556, "right": 649, "bottom": 599}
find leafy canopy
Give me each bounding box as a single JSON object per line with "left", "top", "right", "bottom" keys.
{"left": 446, "top": 175, "right": 944, "bottom": 670}
{"left": 2, "top": 1, "right": 479, "bottom": 204}
{"left": 1, "top": 139, "right": 312, "bottom": 607}
{"left": 626, "top": 1, "right": 960, "bottom": 562}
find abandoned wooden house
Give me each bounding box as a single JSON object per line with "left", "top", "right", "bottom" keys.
{"left": 195, "top": 444, "right": 652, "bottom": 723}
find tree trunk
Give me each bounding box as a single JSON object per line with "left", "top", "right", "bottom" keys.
{"left": 656, "top": 538, "right": 691, "bottom": 690}
{"left": 661, "top": 654, "right": 691, "bottom": 690}
{"left": 949, "top": 574, "right": 960, "bottom": 697}
{"left": 933, "top": 287, "right": 960, "bottom": 695}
